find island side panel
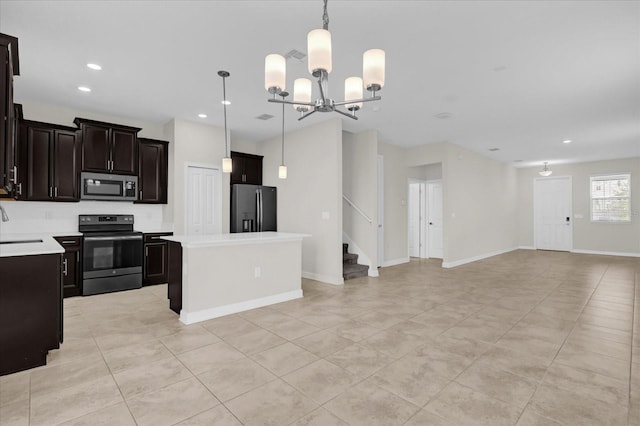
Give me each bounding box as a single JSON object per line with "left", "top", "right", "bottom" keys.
{"left": 180, "top": 239, "right": 303, "bottom": 324}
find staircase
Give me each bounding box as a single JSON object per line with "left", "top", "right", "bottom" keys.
{"left": 343, "top": 243, "right": 369, "bottom": 280}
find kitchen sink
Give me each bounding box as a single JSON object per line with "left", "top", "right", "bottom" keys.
{"left": 0, "top": 239, "right": 44, "bottom": 245}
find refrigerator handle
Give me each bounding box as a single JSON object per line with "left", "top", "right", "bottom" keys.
{"left": 258, "top": 189, "right": 263, "bottom": 231}
{"left": 255, "top": 189, "right": 261, "bottom": 232}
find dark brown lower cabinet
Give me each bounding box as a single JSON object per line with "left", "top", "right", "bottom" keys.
{"left": 167, "top": 241, "right": 182, "bottom": 314}
{"left": 143, "top": 232, "right": 172, "bottom": 285}
{"left": 0, "top": 253, "right": 62, "bottom": 376}
{"left": 54, "top": 236, "right": 82, "bottom": 297}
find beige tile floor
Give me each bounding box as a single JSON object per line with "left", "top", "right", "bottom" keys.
{"left": 1, "top": 249, "right": 639, "bottom": 425}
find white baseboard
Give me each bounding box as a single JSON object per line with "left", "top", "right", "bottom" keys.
{"left": 180, "top": 289, "right": 303, "bottom": 325}
{"left": 571, "top": 249, "right": 640, "bottom": 258}
{"left": 442, "top": 247, "right": 518, "bottom": 268}
{"left": 518, "top": 246, "right": 536, "bottom": 250}
{"left": 302, "top": 271, "right": 344, "bottom": 286}
{"left": 380, "top": 257, "right": 410, "bottom": 267}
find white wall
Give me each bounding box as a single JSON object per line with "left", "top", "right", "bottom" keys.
{"left": 17, "top": 101, "right": 164, "bottom": 139}
{"left": 517, "top": 157, "right": 640, "bottom": 255}
{"left": 163, "top": 119, "right": 230, "bottom": 234}
{"left": 378, "top": 141, "right": 409, "bottom": 266}
{"left": 342, "top": 130, "right": 378, "bottom": 273}
{"left": 406, "top": 142, "right": 519, "bottom": 267}
{"left": 259, "top": 118, "right": 344, "bottom": 285}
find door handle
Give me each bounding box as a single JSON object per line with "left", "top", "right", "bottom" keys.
{"left": 63, "top": 258, "right": 68, "bottom": 276}
{"left": 429, "top": 222, "right": 433, "bottom": 225}
{"left": 54, "top": 187, "right": 58, "bottom": 198}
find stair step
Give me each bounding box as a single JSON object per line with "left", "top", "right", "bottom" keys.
{"left": 343, "top": 263, "right": 369, "bottom": 280}
{"left": 343, "top": 252, "right": 358, "bottom": 264}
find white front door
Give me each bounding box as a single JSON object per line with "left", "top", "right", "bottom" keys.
{"left": 186, "top": 165, "right": 221, "bottom": 235}
{"left": 534, "top": 177, "right": 572, "bottom": 251}
{"left": 427, "top": 181, "right": 443, "bottom": 259}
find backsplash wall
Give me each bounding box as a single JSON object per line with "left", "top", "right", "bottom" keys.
{"left": 0, "top": 201, "right": 166, "bottom": 234}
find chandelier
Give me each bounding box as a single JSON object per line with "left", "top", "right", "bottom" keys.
{"left": 539, "top": 162, "right": 552, "bottom": 177}
{"left": 264, "top": 0, "right": 385, "bottom": 120}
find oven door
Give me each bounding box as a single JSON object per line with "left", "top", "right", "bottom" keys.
{"left": 82, "top": 232, "right": 143, "bottom": 279}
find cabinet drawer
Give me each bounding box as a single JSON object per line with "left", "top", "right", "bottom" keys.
{"left": 143, "top": 232, "right": 172, "bottom": 244}
{"left": 54, "top": 236, "right": 82, "bottom": 248}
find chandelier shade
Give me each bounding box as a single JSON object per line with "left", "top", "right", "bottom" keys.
{"left": 265, "top": 54, "right": 286, "bottom": 93}
{"left": 293, "top": 78, "right": 312, "bottom": 112}
{"left": 307, "top": 29, "right": 332, "bottom": 74}
{"left": 264, "top": 0, "right": 385, "bottom": 121}
{"left": 363, "top": 49, "right": 385, "bottom": 91}
{"left": 345, "top": 77, "right": 363, "bottom": 111}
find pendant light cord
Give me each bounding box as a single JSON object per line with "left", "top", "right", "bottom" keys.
{"left": 281, "top": 101, "right": 285, "bottom": 164}
{"left": 222, "top": 75, "right": 229, "bottom": 157}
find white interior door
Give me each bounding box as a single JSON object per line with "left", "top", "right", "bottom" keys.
{"left": 186, "top": 165, "right": 221, "bottom": 235}
{"left": 427, "top": 181, "right": 443, "bottom": 259}
{"left": 377, "top": 155, "right": 384, "bottom": 265}
{"left": 408, "top": 183, "right": 420, "bottom": 257}
{"left": 534, "top": 177, "right": 572, "bottom": 251}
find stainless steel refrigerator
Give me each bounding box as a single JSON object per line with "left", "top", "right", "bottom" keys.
{"left": 231, "top": 184, "right": 277, "bottom": 233}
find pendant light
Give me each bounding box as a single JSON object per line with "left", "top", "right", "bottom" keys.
{"left": 539, "top": 162, "right": 552, "bottom": 177}
{"left": 278, "top": 91, "right": 288, "bottom": 179}
{"left": 219, "top": 70, "right": 232, "bottom": 173}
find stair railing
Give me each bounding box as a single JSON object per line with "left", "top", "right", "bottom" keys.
{"left": 342, "top": 194, "right": 373, "bottom": 224}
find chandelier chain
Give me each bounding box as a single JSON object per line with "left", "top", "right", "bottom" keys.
{"left": 322, "top": 0, "right": 329, "bottom": 30}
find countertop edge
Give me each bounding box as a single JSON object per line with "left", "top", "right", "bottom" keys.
{"left": 163, "top": 232, "right": 311, "bottom": 248}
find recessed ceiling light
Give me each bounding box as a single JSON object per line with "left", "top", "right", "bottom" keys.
{"left": 198, "top": 113, "right": 207, "bottom": 118}
{"left": 434, "top": 112, "right": 452, "bottom": 119}
{"left": 514, "top": 160, "right": 523, "bottom": 162}
{"left": 221, "top": 100, "right": 231, "bottom": 105}
{"left": 562, "top": 139, "right": 572, "bottom": 144}
{"left": 488, "top": 148, "right": 500, "bottom": 152}
{"left": 77, "top": 86, "right": 91, "bottom": 92}
{"left": 86, "top": 63, "right": 102, "bottom": 71}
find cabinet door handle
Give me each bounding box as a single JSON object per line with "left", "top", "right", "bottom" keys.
{"left": 145, "top": 246, "right": 149, "bottom": 257}
{"left": 62, "top": 258, "right": 68, "bottom": 276}
{"left": 139, "top": 190, "right": 142, "bottom": 199}
{"left": 16, "top": 183, "right": 22, "bottom": 195}
{"left": 61, "top": 240, "right": 76, "bottom": 244}
{"left": 10, "top": 166, "right": 17, "bottom": 183}
{"left": 49, "top": 187, "right": 53, "bottom": 198}
{"left": 54, "top": 187, "right": 58, "bottom": 198}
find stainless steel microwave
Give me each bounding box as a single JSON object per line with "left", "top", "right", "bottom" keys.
{"left": 80, "top": 172, "right": 138, "bottom": 201}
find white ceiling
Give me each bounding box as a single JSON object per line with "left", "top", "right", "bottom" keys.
{"left": 2, "top": 1, "right": 639, "bottom": 168}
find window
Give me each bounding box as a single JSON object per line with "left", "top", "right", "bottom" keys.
{"left": 590, "top": 174, "right": 631, "bottom": 222}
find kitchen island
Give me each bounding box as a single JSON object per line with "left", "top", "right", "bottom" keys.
{"left": 163, "top": 232, "right": 309, "bottom": 325}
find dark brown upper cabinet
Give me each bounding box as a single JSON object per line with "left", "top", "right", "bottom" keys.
{"left": 74, "top": 118, "right": 140, "bottom": 175}
{"left": 16, "top": 120, "right": 80, "bottom": 201}
{"left": 136, "top": 138, "right": 168, "bottom": 204}
{"left": 0, "top": 33, "right": 19, "bottom": 197}
{"left": 230, "top": 151, "right": 263, "bottom": 185}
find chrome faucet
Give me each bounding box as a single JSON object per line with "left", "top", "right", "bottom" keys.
{"left": 0, "top": 204, "right": 9, "bottom": 222}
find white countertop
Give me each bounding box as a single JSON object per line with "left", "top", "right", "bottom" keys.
{"left": 0, "top": 233, "right": 66, "bottom": 258}
{"left": 163, "top": 232, "right": 310, "bottom": 248}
